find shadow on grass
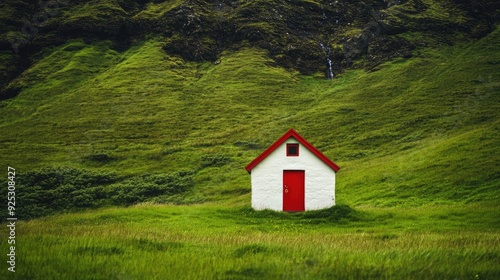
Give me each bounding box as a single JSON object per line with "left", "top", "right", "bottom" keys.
{"left": 221, "top": 204, "right": 367, "bottom": 225}
{"left": 233, "top": 243, "right": 269, "bottom": 258}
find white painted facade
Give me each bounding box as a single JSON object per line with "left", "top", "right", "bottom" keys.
{"left": 250, "top": 138, "right": 336, "bottom": 211}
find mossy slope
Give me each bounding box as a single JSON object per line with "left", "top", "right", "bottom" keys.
{"left": 0, "top": 25, "right": 498, "bottom": 209}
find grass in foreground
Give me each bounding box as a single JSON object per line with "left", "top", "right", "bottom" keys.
{"left": 1, "top": 203, "right": 499, "bottom": 279}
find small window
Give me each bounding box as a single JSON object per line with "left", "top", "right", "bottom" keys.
{"left": 287, "top": 144, "right": 299, "bottom": 156}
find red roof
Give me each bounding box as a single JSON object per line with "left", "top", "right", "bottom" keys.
{"left": 245, "top": 128, "right": 340, "bottom": 173}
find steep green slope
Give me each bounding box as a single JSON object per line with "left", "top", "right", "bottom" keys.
{"left": 0, "top": 26, "right": 498, "bottom": 213}
{"left": 1, "top": 0, "right": 498, "bottom": 98}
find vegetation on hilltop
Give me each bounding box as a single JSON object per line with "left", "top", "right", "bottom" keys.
{"left": 1, "top": 0, "right": 499, "bottom": 98}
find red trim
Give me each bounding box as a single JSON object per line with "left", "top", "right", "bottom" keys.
{"left": 245, "top": 128, "right": 340, "bottom": 173}
{"left": 286, "top": 143, "right": 299, "bottom": 156}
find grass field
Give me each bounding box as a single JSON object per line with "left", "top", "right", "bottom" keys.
{"left": 0, "top": 8, "right": 499, "bottom": 280}
{"left": 1, "top": 203, "right": 498, "bottom": 279}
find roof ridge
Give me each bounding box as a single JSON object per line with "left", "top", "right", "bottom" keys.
{"left": 245, "top": 128, "right": 340, "bottom": 173}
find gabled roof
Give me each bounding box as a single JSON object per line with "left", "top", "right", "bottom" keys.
{"left": 245, "top": 128, "right": 340, "bottom": 173}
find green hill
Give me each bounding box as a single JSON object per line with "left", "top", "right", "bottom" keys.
{"left": 0, "top": 0, "right": 499, "bottom": 278}
{"left": 1, "top": 21, "right": 498, "bottom": 214}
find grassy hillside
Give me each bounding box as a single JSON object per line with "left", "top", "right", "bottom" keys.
{"left": 1, "top": 26, "right": 498, "bottom": 212}
{"left": 0, "top": 0, "right": 499, "bottom": 278}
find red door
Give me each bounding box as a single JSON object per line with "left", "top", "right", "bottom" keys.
{"left": 283, "top": 170, "right": 305, "bottom": 212}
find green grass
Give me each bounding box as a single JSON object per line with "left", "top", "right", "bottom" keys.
{"left": 0, "top": 9, "right": 498, "bottom": 279}
{"left": 1, "top": 204, "right": 498, "bottom": 279}
{"left": 132, "top": 0, "right": 187, "bottom": 20}
{"left": 61, "top": 0, "right": 128, "bottom": 28}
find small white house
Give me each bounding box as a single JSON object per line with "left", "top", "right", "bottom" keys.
{"left": 245, "top": 128, "right": 340, "bottom": 212}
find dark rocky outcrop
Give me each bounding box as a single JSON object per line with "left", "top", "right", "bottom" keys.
{"left": 0, "top": 0, "right": 498, "bottom": 98}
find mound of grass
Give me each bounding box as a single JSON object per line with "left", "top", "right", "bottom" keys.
{"left": 301, "top": 204, "right": 362, "bottom": 222}
{"left": 224, "top": 204, "right": 363, "bottom": 226}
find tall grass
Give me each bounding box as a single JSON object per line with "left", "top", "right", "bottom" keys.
{"left": 1, "top": 204, "right": 498, "bottom": 279}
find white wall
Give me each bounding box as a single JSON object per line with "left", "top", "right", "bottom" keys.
{"left": 251, "top": 138, "right": 336, "bottom": 211}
